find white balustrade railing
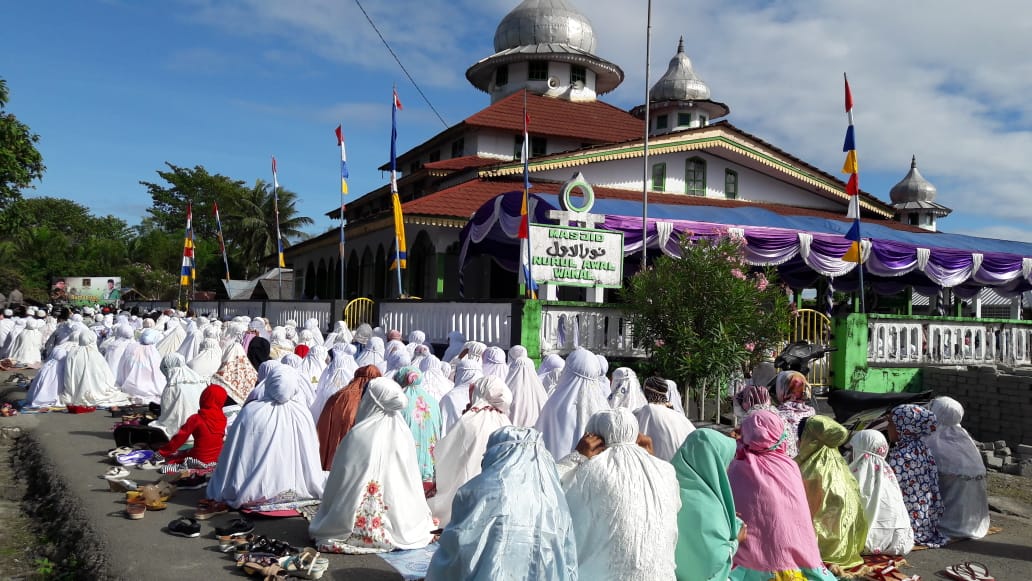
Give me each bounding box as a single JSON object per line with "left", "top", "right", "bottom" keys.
{"left": 868, "top": 318, "right": 1032, "bottom": 366}
{"left": 265, "top": 301, "right": 335, "bottom": 330}
{"left": 379, "top": 301, "right": 512, "bottom": 348}
{"left": 540, "top": 305, "right": 645, "bottom": 358}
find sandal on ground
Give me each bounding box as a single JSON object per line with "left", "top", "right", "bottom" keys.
{"left": 219, "top": 533, "right": 256, "bottom": 553}
{"left": 125, "top": 499, "right": 146, "bottom": 520}
{"left": 167, "top": 517, "right": 201, "bottom": 538}
{"left": 277, "top": 549, "right": 323, "bottom": 579}
{"left": 145, "top": 499, "right": 167, "bottom": 511}
{"left": 235, "top": 552, "right": 279, "bottom": 568}
{"left": 107, "top": 446, "right": 133, "bottom": 458}
{"left": 241, "top": 561, "right": 285, "bottom": 579}
{"left": 104, "top": 467, "right": 131, "bottom": 479}
{"left": 944, "top": 561, "right": 994, "bottom": 581}
{"left": 107, "top": 478, "right": 138, "bottom": 493}
{"left": 195, "top": 498, "right": 229, "bottom": 520}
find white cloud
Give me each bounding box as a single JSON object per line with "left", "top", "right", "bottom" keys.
{"left": 178, "top": 0, "right": 1032, "bottom": 237}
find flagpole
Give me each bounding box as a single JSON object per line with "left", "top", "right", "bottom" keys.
{"left": 521, "top": 89, "right": 536, "bottom": 299}
{"left": 214, "top": 202, "right": 231, "bottom": 282}
{"left": 391, "top": 85, "right": 405, "bottom": 298}
{"left": 640, "top": 0, "right": 653, "bottom": 271}
{"left": 271, "top": 157, "right": 284, "bottom": 299}
{"left": 337, "top": 124, "right": 348, "bottom": 301}
{"left": 842, "top": 72, "right": 865, "bottom": 314}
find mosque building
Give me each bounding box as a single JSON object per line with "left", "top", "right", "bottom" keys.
{"left": 284, "top": 0, "right": 958, "bottom": 303}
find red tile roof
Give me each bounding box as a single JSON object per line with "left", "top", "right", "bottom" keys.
{"left": 422, "top": 155, "right": 503, "bottom": 171}
{"left": 403, "top": 177, "right": 927, "bottom": 233}
{"left": 464, "top": 92, "right": 644, "bottom": 144}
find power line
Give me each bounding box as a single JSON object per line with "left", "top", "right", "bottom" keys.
{"left": 352, "top": 0, "right": 449, "bottom": 129}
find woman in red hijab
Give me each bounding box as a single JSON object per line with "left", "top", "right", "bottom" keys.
{"left": 316, "top": 365, "right": 381, "bottom": 470}
{"left": 294, "top": 344, "right": 311, "bottom": 359}
{"left": 156, "top": 384, "right": 229, "bottom": 474}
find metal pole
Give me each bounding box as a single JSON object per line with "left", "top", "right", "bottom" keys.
{"left": 641, "top": 0, "right": 653, "bottom": 271}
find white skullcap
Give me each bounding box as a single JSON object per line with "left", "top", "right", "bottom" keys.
{"left": 3, "top": 309, "right": 11, "bottom": 316}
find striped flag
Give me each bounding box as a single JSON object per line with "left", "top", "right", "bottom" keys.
{"left": 271, "top": 156, "right": 286, "bottom": 268}
{"left": 213, "top": 202, "right": 231, "bottom": 281}
{"left": 389, "top": 88, "right": 407, "bottom": 271}
{"left": 180, "top": 203, "right": 194, "bottom": 286}
{"left": 336, "top": 125, "right": 349, "bottom": 194}
{"left": 517, "top": 91, "right": 537, "bottom": 298}
{"left": 841, "top": 74, "right": 863, "bottom": 263}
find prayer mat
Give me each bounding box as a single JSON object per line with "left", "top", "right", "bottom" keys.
{"left": 378, "top": 544, "right": 438, "bottom": 581}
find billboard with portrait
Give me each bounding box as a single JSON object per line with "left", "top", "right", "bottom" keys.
{"left": 51, "top": 277, "right": 122, "bottom": 307}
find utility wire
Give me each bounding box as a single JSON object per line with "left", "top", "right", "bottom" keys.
{"left": 353, "top": 0, "right": 449, "bottom": 129}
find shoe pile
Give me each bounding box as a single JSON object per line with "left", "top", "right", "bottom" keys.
{"left": 0, "top": 403, "right": 19, "bottom": 417}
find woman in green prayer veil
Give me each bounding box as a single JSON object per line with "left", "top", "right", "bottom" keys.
{"left": 796, "top": 416, "right": 869, "bottom": 574}
{"left": 672, "top": 428, "right": 742, "bottom": 581}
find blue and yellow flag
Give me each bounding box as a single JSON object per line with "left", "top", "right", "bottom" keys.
{"left": 180, "top": 203, "right": 195, "bottom": 286}
{"left": 389, "top": 89, "right": 407, "bottom": 271}
{"left": 841, "top": 74, "right": 862, "bottom": 264}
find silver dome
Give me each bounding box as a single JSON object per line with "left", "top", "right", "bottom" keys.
{"left": 494, "top": 0, "right": 597, "bottom": 54}
{"left": 650, "top": 37, "right": 711, "bottom": 101}
{"left": 890, "top": 156, "right": 938, "bottom": 204}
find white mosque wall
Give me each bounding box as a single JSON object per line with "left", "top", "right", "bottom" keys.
{"left": 532, "top": 152, "right": 844, "bottom": 212}
{"left": 475, "top": 129, "right": 586, "bottom": 161}
{"left": 489, "top": 61, "right": 598, "bottom": 103}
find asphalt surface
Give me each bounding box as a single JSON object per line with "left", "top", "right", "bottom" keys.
{"left": 1, "top": 370, "right": 1030, "bottom": 580}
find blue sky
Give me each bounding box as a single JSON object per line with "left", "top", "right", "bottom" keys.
{"left": 5, "top": 0, "right": 1032, "bottom": 242}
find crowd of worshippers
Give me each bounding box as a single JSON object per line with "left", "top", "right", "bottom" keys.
{"left": 5, "top": 306, "right": 992, "bottom": 580}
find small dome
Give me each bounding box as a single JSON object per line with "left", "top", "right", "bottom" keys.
{"left": 890, "top": 156, "right": 938, "bottom": 204}
{"left": 650, "top": 37, "right": 711, "bottom": 102}
{"left": 494, "top": 0, "right": 597, "bottom": 54}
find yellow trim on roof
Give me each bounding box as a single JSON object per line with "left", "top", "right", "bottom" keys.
{"left": 479, "top": 131, "right": 893, "bottom": 218}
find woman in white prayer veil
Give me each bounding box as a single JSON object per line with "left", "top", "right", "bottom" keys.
{"left": 847, "top": 430, "right": 914, "bottom": 556}
{"left": 410, "top": 343, "right": 430, "bottom": 369}
{"left": 633, "top": 376, "right": 696, "bottom": 462}
{"left": 62, "top": 329, "right": 131, "bottom": 407}
{"left": 608, "top": 367, "right": 648, "bottom": 410}
{"left": 428, "top": 376, "right": 513, "bottom": 527}
{"left": 504, "top": 357, "right": 549, "bottom": 428}
{"left": 438, "top": 359, "right": 484, "bottom": 436}
{"left": 323, "top": 321, "right": 351, "bottom": 347}
{"left": 507, "top": 344, "right": 527, "bottom": 368}
{"left": 441, "top": 331, "right": 465, "bottom": 364}
{"left": 103, "top": 323, "right": 135, "bottom": 375}
{"left": 405, "top": 329, "right": 428, "bottom": 357}
{"left": 534, "top": 348, "right": 610, "bottom": 460}
{"left": 310, "top": 345, "right": 359, "bottom": 421}
{"left": 481, "top": 347, "right": 508, "bottom": 380}
{"left": 924, "top": 396, "right": 991, "bottom": 540}
{"left": 0, "top": 318, "right": 25, "bottom": 359}
{"left": 154, "top": 318, "right": 186, "bottom": 356}
{"left": 118, "top": 329, "right": 166, "bottom": 404}
{"left": 562, "top": 408, "right": 681, "bottom": 581}
{"left": 384, "top": 346, "right": 412, "bottom": 375}
{"left": 26, "top": 345, "right": 71, "bottom": 407}
{"left": 302, "top": 318, "right": 325, "bottom": 345}
{"left": 148, "top": 353, "right": 208, "bottom": 438}
{"left": 596, "top": 354, "right": 611, "bottom": 400}
{"left": 298, "top": 345, "right": 329, "bottom": 386}
{"left": 415, "top": 347, "right": 451, "bottom": 401}
{"left": 666, "top": 379, "right": 685, "bottom": 413}
{"left": 426, "top": 426, "right": 578, "bottom": 581}
{"left": 176, "top": 319, "right": 205, "bottom": 362}
{"left": 354, "top": 337, "right": 386, "bottom": 373}
{"left": 206, "top": 365, "right": 327, "bottom": 509}
{"left": 188, "top": 338, "right": 223, "bottom": 381}
{"left": 268, "top": 326, "right": 295, "bottom": 360}
{"left": 309, "top": 377, "right": 435, "bottom": 554}
{"left": 280, "top": 354, "right": 316, "bottom": 408}
{"left": 537, "top": 353, "right": 565, "bottom": 396}
{"left": 8, "top": 318, "right": 43, "bottom": 366}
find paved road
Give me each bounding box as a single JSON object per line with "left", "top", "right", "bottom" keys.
{"left": 1, "top": 371, "right": 1030, "bottom": 580}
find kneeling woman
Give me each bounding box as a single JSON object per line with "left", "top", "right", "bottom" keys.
{"left": 309, "top": 377, "right": 435, "bottom": 554}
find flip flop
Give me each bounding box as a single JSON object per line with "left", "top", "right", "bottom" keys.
{"left": 944, "top": 561, "right": 995, "bottom": 581}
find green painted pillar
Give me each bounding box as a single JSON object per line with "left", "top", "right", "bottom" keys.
{"left": 830, "top": 313, "right": 869, "bottom": 391}
{"left": 512, "top": 299, "right": 542, "bottom": 366}
{"left": 435, "top": 254, "right": 446, "bottom": 297}
{"left": 954, "top": 291, "right": 963, "bottom": 317}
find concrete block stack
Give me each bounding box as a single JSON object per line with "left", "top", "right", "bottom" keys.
{"left": 978, "top": 440, "right": 1032, "bottom": 476}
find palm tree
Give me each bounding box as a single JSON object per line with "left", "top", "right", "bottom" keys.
{"left": 226, "top": 179, "right": 314, "bottom": 278}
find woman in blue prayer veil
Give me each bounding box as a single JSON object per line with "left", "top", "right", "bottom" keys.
{"left": 426, "top": 426, "right": 578, "bottom": 581}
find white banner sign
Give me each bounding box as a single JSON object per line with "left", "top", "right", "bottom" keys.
{"left": 528, "top": 224, "right": 624, "bottom": 288}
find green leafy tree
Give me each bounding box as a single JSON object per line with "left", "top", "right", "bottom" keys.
{"left": 0, "top": 78, "right": 45, "bottom": 216}
{"left": 623, "top": 234, "right": 792, "bottom": 421}
{"left": 140, "top": 163, "right": 249, "bottom": 238}
{"left": 225, "top": 179, "right": 313, "bottom": 278}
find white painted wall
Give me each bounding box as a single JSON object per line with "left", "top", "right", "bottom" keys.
{"left": 489, "top": 60, "right": 599, "bottom": 103}
{"left": 533, "top": 151, "right": 844, "bottom": 212}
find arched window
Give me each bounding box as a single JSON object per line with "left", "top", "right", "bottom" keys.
{"left": 685, "top": 157, "right": 706, "bottom": 196}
